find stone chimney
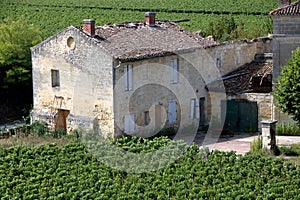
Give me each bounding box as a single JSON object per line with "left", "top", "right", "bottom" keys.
{"left": 82, "top": 19, "right": 95, "bottom": 36}
{"left": 145, "top": 12, "right": 156, "bottom": 27}
{"left": 278, "top": 0, "right": 291, "bottom": 7}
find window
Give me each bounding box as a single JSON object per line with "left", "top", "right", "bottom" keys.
{"left": 144, "top": 111, "right": 150, "bottom": 126}
{"left": 124, "top": 114, "right": 135, "bottom": 134}
{"left": 168, "top": 101, "right": 177, "bottom": 123}
{"left": 216, "top": 58, "right": 221, "bottom": 69}
{"left": 190, "top": 98, "right": 200, "bottom": 119}
{"left": 124, "top": 65, "right": 133, "bottom": 91}
{"left": 170, "top": 59, "right": 178, "bottom": 84}
{"left": 51, "top": 69, "right": 60, "bottom": 87}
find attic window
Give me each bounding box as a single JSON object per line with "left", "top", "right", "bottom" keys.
{"left": 51, "top": 69, "right": 60, "bottom": 87}
{"left": 67, "top": 36, "right": 75, "bottom": 49}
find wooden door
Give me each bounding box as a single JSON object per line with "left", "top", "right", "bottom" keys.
{"left": 54, "top": 109, "right": 70, "bottom": 131}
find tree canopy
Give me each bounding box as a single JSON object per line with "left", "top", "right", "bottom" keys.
{"left": 0, "top": 19, "right": 43, "bottom": 90}
{"left": 0, "top": 19, "right": 43, "bottom": 123}
{"left": 274, "top": 48, "right": 300, "bottom": 124}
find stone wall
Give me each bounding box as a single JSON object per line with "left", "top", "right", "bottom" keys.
{"left": 272, "top": 16, "right": 300, "bottom": 35}
{"left": 31, "top": 27, "right": 114, "bottom": 137}
{"left": 113, "top": 52, "right": 209, "bottom": 137}
{"left": 272, "top": 36, "right": 300, "bottom": 80}
{"left": 205, "top": 37, "right": 272, "bottom": 76}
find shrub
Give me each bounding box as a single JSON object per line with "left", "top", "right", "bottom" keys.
{"left": 30, "top": 121, "right": 47, "bottom": 136}
{"left": 276, "top": 123, "right": 300, "bottom": 136}
{"left": 273, "top": 48, "right": 300, "bottom": 125}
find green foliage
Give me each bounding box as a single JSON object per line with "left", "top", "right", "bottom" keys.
{"left": 0, "top": 18, "right": 43, "bottom": 89}
{"left": 0, "top": 0, "right": 276, "bottom": 40}
{"left": 30, "top": 121, "right": 47, "bottom": 136}
{"left": 274, "top": 48, "right": 300, "bottom": 125}
{"left": 250, "top": 136, "right": 263, "bottom": 154}
{"left": 276, "top": 123, "right": 300, "bottom": 136}
{"left": 279, "top": 144, "right": 300, "bottom": 156}
{"left": 0, "top": 137, "right": 300, "bottom": 199}
{"left": 205, "top": 15, "right": 272, "bottom": 41}
{"left": 250, "top": 136, "right": 267, "bottom": 155}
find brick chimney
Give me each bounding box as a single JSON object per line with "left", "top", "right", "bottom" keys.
{"left": 145, "top": 12, "right": 156, "bottom": 27}
{"left": 82, "top": 19, "right": 95, "bottom": 36}
{"left": 278, "top": 0, "right": 291, "bottom": 7}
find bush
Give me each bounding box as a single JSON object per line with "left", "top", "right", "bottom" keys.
{"left": 250, "top": 136, "right": 264, "bottom": 154}
{"left": 276, "top": 123, "right": 300, "bottom": 136}
{"left": 31, "top": 121, "right": 47, "bottom": 136}
{"left": 273, "top": 48, "right": 300, "bottom": 125}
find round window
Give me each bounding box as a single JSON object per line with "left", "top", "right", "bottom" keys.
{"left": 67, "top": 36, "right": 75, "bottom": 49}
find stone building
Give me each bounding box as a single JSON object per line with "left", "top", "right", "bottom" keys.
{"left": 270, "top": 0, "right": 300, "bottom": 123}
{"left": 31, "top": 12, "right": 273, "bottom": 138}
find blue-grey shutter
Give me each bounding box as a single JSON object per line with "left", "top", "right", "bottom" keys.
{"left": 124, "top": 66, "right": 128, "bottom": 91}
{"left": 195, "top": 98, "right": 200, "bottom": 119}
{"left": 168, "top": 101, "right": 176, "bottom": 123}
{"left": 190, "top": 99, "right": 195, "bottom": 119}
{"left": 128, "top": 65, "right": 133, "bottom": 91}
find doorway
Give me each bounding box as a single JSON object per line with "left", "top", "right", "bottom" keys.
{"left": 54, "top": 109, "right": 70, "bottom": 131}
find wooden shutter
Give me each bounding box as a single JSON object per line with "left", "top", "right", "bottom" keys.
{"left": 190, "top": 99, "right": 195, "bottom": 119}
{"left": 124, "top": 114, "right": 135, "bottom": 134}
{"left": 195, "top": 98, "right": 200, "bottom": 119}
{"left": 168, "top": 101, "right": 176, "bottom": 123}
{"left": 173, "top": 59, "right": 178, "bottom": 83}
{"left": 170, "top": 59, "right": 179, "bottom": 83}
{"left": 124, "top": 66, "right": 128, "bottom": 91}
{"left": 128, "top": 65, "right": 133, "bottom": 91}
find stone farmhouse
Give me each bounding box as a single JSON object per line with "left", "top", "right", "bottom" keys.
{"left": 30, "top": 0, "right": 298, "bottom": 138}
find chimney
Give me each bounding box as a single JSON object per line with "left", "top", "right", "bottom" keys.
{"left": 82, "top": 19, "right": 95, "bottom": 36}
{"left": 278, "top": 0, "right": 291, "bottom": 7}
{"left": 145, "top": 12, "right": 156, "bottom": 27}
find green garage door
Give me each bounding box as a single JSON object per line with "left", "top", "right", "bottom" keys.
{"left": 222, "top": 100, "right": 258, "bottom": 132}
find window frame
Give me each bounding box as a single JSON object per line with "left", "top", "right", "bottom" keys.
{"left": 51, "top": 69, "right": 60, "bottom": 88}
{"left": 124, "top": 64, "right": 133, "bottom": 91}
{"left": 170, "top": 58, "right": 179, "bottom": 84}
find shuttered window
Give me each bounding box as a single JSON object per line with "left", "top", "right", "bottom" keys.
{"left": 190, "top": 98, "right": 200, "bottom": 119}
{"left": 124, "top": 114, "right": 135, "bottom": 134}
{"left": 170, "top": 59, "right": 179, "bottom": 84}
{"left": 124, "top": 65, "right": 133, "bottom": 91}
{"left": 168, "top": 101, "right": 177, "bottom": 123}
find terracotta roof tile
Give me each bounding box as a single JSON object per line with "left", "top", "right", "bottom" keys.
{"left": 270, "top": 1, "right": 300, "bottom": 16}
{"left": 207, "top": 61, "right": 273, "bottom": 94}
{"left": 82, "top": 21, "right": 218, "bottom": 61}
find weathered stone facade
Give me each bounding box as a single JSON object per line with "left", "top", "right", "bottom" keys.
{"left": 269, "top": 1, "right": 300, "bottom": 124}
{"left": 31, "top": 26, "right": 114, "bottom": 137}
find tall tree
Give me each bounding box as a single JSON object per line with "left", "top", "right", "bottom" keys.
{"left": 273, "top": 48, "right": 300, "bottom": 124}
{"left": 0, "top": 19, "right": 43, "bottom": 90}
{"left": 0, "top": 19, "right": 43, "bottom": 122}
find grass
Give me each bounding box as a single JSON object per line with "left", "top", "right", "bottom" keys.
{"left": 0, "top": 133, "right": 79, "bottom": 148}
{"left": 276, "top": 123, "right": 300, "bottom": 136}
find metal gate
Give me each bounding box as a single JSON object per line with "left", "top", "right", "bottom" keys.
{"left": 222, "top": 100, "right": 258, "bottom": 132}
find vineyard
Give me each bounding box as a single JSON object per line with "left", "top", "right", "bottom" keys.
{"left": 0, "top": 136, "right": 300, "bottom": 199}
{"left": 0, "top": 0, "right": 278, "bottom": 38}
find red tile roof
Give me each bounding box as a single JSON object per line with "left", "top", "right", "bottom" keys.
{"left": 270, "top": 1, "right": 300, "bottom": 16}
{"left": 207, "top": 61, "right": 273, "bottom": 94}
{"left": 82, "top": 21, "right": 218, "bottom": 61}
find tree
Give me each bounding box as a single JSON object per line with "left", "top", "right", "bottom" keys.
{"left": 0, "top": 19, "right": 43, "bottom": 90}
{"left": 0, "top": 19, "right": 43, "bottom": 122}
{"left": 273, "top": 48, "right": 300, "bottom": 124}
